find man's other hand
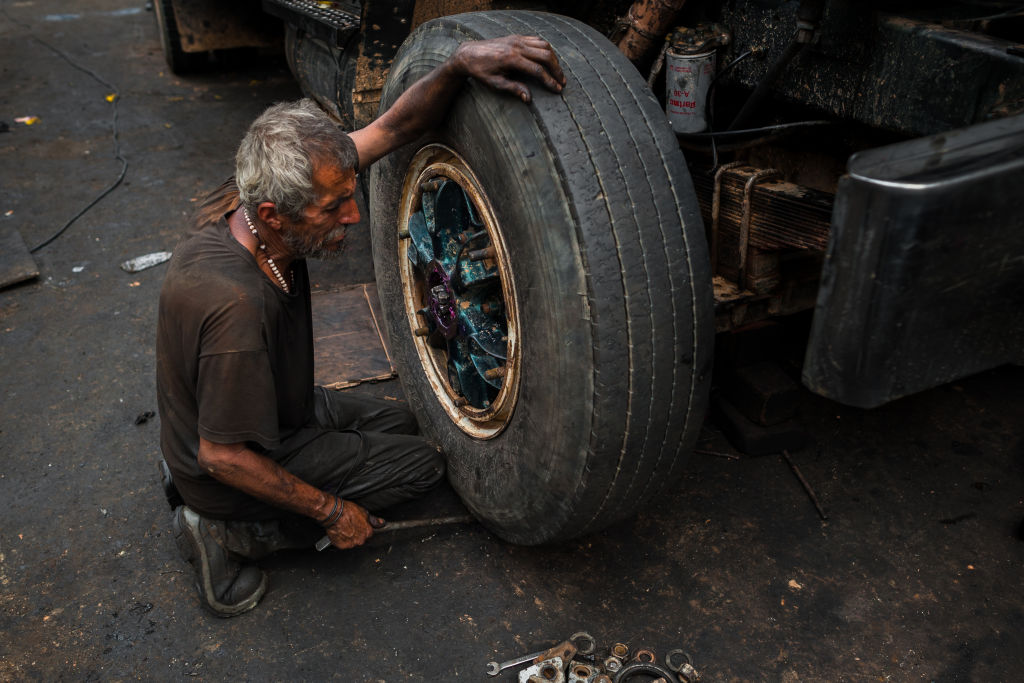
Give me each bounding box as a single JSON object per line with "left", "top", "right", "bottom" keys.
{"left": 325, "top": 500, "right": 384, "bottom": 550}
{"left": 453, "top": 35, "right": 566, "bottom": 103}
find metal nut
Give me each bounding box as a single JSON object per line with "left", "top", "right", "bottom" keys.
{"left": 468, "top": 246, "right": 496, "bottom": 262}
{"left": 484, "top": 366, "right": 507, "bottom": 380}
{"left": 569, "top": 632, "right": 596, "bottom": 657}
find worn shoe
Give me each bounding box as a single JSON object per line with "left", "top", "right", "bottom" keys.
{"left": 172, "top": 506, "right": 268, "bottom": 617}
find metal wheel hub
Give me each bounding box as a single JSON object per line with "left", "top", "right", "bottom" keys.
{"left": 397, "top": 144, "right": 520, "bottom": 439}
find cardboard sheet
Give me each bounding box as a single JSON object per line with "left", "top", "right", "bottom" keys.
{"left": 0, "top": 227, "right": 39, "bottom": 290}
{"left": 312, "top": 282, "right": 395, "bottom": 389}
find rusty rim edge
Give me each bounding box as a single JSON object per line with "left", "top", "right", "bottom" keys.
{"left": 396, "top": 143, "right": 521, "bottom": 440}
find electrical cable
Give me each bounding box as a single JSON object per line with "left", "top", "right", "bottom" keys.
{"left": 1, "top": 5, "right": 129, "bottom": 253}
{"left": 703, "top": 49, "right": 755, "bottom": 168}
{"left": 680, "top": 119, "right": 834, "bottom": 140}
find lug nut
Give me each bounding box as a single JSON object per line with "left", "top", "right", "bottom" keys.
{"left": 453, "top": 396, "right": 469, "bottom": 407}
{"left": 481, "top": 301, "right": 505, "bottom": 315}
{"left": 483, "top": 366, "right": 506, "bottom": 380}
{"left": 414, "top": 326, "right": 430, "bottom": 337}
{"left": 468, "top": 246, "right": 496, "bottom": 262}
{"left": 398, "top": 227, "right": 410, "bottom": 239}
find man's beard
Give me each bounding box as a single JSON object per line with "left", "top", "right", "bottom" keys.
{"left": 282, "top": 225, "right": 348, "bottom": 260}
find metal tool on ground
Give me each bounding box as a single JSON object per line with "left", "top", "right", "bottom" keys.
{"left": 486, "top": 649, "right": 552, "bottom": 677}
{"left": 314, "top": 514, "right": 475, "bottom": 551}
{"left": 485, "top": 633, "right": 701, "bottom": 682}
{"left": 518, "top": 640, "right": 578, "bottom": 683}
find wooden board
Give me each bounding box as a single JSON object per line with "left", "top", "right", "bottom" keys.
{"left": 311, "top": 282, "right": 395, "bottom": 389}
{"left": 0, "top": 227, "right": 39, "bottom": 290}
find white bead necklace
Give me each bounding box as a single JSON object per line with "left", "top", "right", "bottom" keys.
{"left": 242, "top": 206, "right": 293, "bottom": 294}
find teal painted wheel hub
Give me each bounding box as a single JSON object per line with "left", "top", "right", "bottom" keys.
{"left": 397, "top": 145, "right": 520, "bottom": 439}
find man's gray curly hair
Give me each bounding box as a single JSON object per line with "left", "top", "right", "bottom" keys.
{"left": 235, "top": 99, "right": 358, "bottom": 220}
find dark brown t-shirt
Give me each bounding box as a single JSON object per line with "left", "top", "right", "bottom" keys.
{"left": 156, "top": 217, "right": 313, "bottom": 518}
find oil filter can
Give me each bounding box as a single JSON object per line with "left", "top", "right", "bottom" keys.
{"left": 665, "top": 48, "right": 716, "bottom": 134}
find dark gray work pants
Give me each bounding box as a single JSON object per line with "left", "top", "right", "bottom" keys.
{"left": 216, "top": 387, "right": 445, "bottom": 560}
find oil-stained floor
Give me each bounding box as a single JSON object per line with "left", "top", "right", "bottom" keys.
{"left": 1, "top": 2, "right": 1022, "bottom": 680}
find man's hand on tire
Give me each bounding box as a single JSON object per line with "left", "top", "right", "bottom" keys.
{"left": 453, "top": 35, "right": 566, "bottom": 102}
{"left": 325, "top": 500, "right": 385, "bottom": 550}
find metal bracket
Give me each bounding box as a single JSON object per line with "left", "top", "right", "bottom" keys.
{"left": 710, "top": 161, "right": 744, "bottom": 274}
{"left": 737, "top": 168, "right": 780, "bottom": 290}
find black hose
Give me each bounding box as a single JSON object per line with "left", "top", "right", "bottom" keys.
{"left": 728, "top": 0, "right": 827, "bottom": 130}
{"left": 727, "top": 31, "right": 804, "bottom": 131}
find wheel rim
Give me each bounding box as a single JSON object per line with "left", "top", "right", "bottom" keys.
{"left": 397, "top": 144, "right": 520, "bottom": 439}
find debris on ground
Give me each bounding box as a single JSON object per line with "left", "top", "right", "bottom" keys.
{"left": 488, "top": 633, "right": 701, "bottom": 682}
{"left": 782, "top": 449, "right": 828, "bottom": 521}
{"left": 121, "top": 251, "right": 172, "bottom": 273}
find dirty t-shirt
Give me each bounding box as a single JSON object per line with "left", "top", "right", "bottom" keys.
{"left": 156, "top": 216, "right": 313, "bottom": 518}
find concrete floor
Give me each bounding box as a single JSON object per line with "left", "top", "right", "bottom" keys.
{"left": 1, "top": 1, "right": 1022, "bottom": 680}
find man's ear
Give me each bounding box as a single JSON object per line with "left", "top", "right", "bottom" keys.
{"left": 256, "top": 202, "right": 284, "bottom": 231}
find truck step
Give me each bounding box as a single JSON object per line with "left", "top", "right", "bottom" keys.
{"left": 262, "top": 0, "right": 360, "bottom": 45}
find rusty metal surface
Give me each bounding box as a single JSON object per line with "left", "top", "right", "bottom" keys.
{"left": 699, "top": 162, "right": 831, "bottom": 301}
{"left": 717, "top": 1, "right": 1024, "bottom": 137}
{"left": 694, "top": 166, "right": 833, "bottom": 253}
{"left": 737, "top": 168, "right": 780, "bottom": 290}
{"left": 615, "top": 0, "right": 687, "bottom": 65}
{"left": 709, "top": 160, "right": 742, "bottom": 270}
{"left": 699, "top": 162, "right": 828, "bottom": 329}
{"left": 411, "top": 0, "right": 537, "bottom": 30}
{"left": 171, "top": 0, "right": 280, "bottom": 52}
{"left": 712, "top": 269, "right": 821, "bottom": 333}
{"left": 350, "top": 1, "right": 417, "bottom": 127}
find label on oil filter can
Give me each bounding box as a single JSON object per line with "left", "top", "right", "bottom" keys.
{"left": 665, "top": 50, "right": 716, "bottom": 134}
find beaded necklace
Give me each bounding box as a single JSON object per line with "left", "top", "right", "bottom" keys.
{"left": 242, "top": 206, "right": 293, "bottom": 294}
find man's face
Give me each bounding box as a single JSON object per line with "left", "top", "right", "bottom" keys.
{"left": 279, "top": 161, "right": 360, "bottom": 259}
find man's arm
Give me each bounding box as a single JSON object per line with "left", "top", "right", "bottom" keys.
{"left": 349, "top": 35, "right": 565, "bottom": 171}
{"left": 197, "top": 438, "right": 379, "bottom": 549}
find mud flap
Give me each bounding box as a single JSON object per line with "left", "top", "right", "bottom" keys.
{"left": 803, "top": 113, "right": 1024, "bottom": 408}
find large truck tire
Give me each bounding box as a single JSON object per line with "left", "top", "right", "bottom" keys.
{"left": 369, "top": 11, "right": 713, "bottom": 544}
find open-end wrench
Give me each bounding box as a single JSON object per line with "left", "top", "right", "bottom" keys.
{"left": 485, "top": 649, "right": 548, "bottom": 677}
{"left": 315, "top": 514, "right": 474, "bottom": 551}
